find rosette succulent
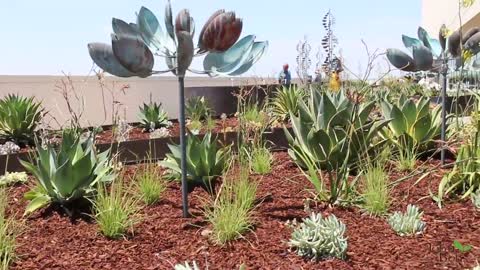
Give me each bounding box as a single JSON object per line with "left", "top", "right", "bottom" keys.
{"left": 87, "top": 1, "right": 268, "bottom": 78}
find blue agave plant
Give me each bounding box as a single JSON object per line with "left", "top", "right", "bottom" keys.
{"left": 87, "top": 1, "right": 268, "bottom": 78}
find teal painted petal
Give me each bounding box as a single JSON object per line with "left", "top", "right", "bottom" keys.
{"left": 228, "top": 41, "right": 268, "bottom": 76}
{"left": 412, "top": 44, "right": 433, "bottom": 71}
{"left": 402, "top": 35, "right": 422, "bottom": 51}
{"left": 87, "top": 43, "right": 136, "bottom": 77}
{"left": 418, "top": 27, "right": 441, "bottom": 57}
{"left": 165, "top": 0, "right": 175, "bottom": 41}
{"left": 111, "top": 34, "right": 154, "bottom": 77}
{"left": 203, "top": 35, "right": 255, "bottom": 73}
{"left": 137, "top": 6, "right": 175, "bottom": 53}
{"left": 176, "top": 31, "right": 194, "bottom": 77}
{"left": 112, "top": 18, "right": 141, "bottom": 39}
{"left": 386, "top": 48, "right": 416, "bottom": 72}
{"left": 165, "top": 51, "right": 177, "bottom": 76}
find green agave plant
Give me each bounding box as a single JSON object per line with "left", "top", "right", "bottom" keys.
{"left": 20, "top": 129, "right": 115, "bottom": 215}
{"left": 185, "top": 96, "right": 212, "bottom": 121}
{"left": 138, "top": 101, "right": 169, "bottom": 130}
{"left": 379, "top": 94, "right": 441, "bottom": 154}
{"left": 271, "top": 85, "right": 306, "bottom": 121}
{"left": 160, "top": 132, "right": 231, "bottom": 194}
{"left": 285, "top": 90, "right": 389, "bottom": 170}
{"left": 0, "top": 94, "right": 43, "bottom": 145}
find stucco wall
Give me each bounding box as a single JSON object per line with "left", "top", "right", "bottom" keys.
{"left": 422, "top": 0, "right": 480, "bottom": 34}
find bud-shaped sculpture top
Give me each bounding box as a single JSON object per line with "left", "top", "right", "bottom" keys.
{"left": 387, "top": 26, "right": 480, "bottom": 72}
{"left": 87, "top": 1, "right": 268, "bottom": 78}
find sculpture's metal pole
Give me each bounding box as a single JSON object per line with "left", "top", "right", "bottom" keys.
{"left": 178, "top": 76, "right": 189, "bottom": 217}
{"left": 441, "top": 59, "right": 448, "bottom": 165}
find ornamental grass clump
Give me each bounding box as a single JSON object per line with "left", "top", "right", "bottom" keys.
{"left": 288, "top": 212, "right": 347, "bottom": 261}
{"left": 203, "top": 167, "right": 257, "bottom": 245}
{"left": 93, "top": 178, "right": 141, "bottom": 239}
{"left": 135, "top": 162, "right": 167, "bottom": 205}
{"left": 0, "top": 188, "right": 21, "bottom": 270}
{"left": 388, "top": 204, "right": 426, "bottom": 236}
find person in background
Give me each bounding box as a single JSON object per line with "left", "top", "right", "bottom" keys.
{"left": 278, "top": 63, "right": 291, "bottom": 86}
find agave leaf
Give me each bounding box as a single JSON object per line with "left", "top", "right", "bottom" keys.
{"left": 412, "top": 45, "right": 433, "bottom": 71}
{"left": 308, "top": 129, "right": 330, "bottom": 162}
{"left": 176, "top": 31, "right": 194, "bottom": 77}
{"left": 203, "top": 35, "right": 255, "bottom": 74}
{"left": 389, "top": 105, "right": 407, "bottom": 136}
{"left": 24, "top": 194, "right": 51, "bottom": 216}
{"left": 87, "top": 43, "right": 137, "bottom": 77}
{"left": 228, "top": 41, "right": 269, "bottom": 76}
{"left": 402, "top": 99, "right": 417, "bottom": 128}
{"left": 386, "top": 48, "right": 416, "bottom": 72}
{"left": 111, "top": 34, "right": 154, "bottom": 77}
{"left": 412, "top": 114, "right": 432, "bottom": 143}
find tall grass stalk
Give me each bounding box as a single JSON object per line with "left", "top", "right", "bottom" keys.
{"left": 203, "top": 165, "right": 257, "bottom": 245}
{"left": 93, "top": 178, "right": 141, "bottom": 239}
{"left": 0, "top": 188, "right": 20, "bottom": 270}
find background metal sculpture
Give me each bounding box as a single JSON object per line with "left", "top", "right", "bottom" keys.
{"left": 87, "top": 1, "right": 268, "bottom": 217}
{"left": 321, "top": 10, "right": 340, "bottom": 75}
{"left": 387, "top": 25, "right": 480, "bottom": 164}
{"left": 296, "top": 36, "right": 312, "bottom": 84}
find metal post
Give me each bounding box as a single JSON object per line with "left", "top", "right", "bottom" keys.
{"left": 178, "top": 76, "right": 189, "bottom": 217}
{"left": 441, "top": 60, "right": 448, "bottom": 165}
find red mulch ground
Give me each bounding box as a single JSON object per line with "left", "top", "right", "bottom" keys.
{"left": 95, "top": 118, "right": 241, "bottom": 144}
{"left": 5, "top": 152, "right": 480, "bottom": 270}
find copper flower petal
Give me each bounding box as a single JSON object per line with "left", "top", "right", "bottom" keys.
{"left": 176, "top": 31, "right": 194, "bottom": 77}
{"left": 462, "top": 27, "right": 480, "bottom": 44}
{"left": 198, "top": 9, "right": 225, "bottom": 51}
{"left": 439, "top": 24, "right": 447, "bottom": 52}
{"left": 111, "top": 34, "right": 154, "bottom": 77}
{"left": 412, "top": 44, "right": 433, "bottom": 71}
{"left": 448, "top": 30, "right": 461, "bottom": 57}
{"left": 87, "top": 43, "right": 136, "bottom": 77}
{"left": 465, "top": 32, "right": 480, "bottom": 55}
{"left": 175, "top": 9, "right": 194, "bottom": 34}
{"left": 201, "top": 11, "right": 243, "bottom": 53}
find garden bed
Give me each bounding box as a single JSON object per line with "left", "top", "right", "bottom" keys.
{"left": 5, "top": 151, "right": 480, "bottom": 269}
{"left": 0, "top": 118, "right": 291, "bottom": 173}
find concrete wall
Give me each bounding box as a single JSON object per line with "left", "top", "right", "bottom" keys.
{"left": 0, "top": 75, "right": 275, "bottom": 128}
{"left": 422, "top": 0, "right": 480, "bottom": 34}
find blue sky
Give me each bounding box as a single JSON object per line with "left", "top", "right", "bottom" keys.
{"left": 0, "top": 0, "right": 420, "bottom": 78}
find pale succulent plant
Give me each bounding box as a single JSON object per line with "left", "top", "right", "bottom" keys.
{"left": 174, "top": 261, "right": 200, "bottom": 270}
{"left": 288, "top": 212, "right": 347, "bottom": 261}
{"left": 388, "top": 204, "right": 426, "bottom": 236}
{"left": 0, "top": 172, "right": 28, "bottom": 186}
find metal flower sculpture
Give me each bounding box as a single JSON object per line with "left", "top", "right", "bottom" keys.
{"left": 87, "top": 1, "right": 268, "bottom": 217}
{"left": 386, "top": 25, "right": 480, "bottom": 164}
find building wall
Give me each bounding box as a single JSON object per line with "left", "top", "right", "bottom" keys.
{"left": 0, "top": 75, "right": 273, "bottom": 129}
{"left": 422, "top": 0, "right": 480, "bottom": 34}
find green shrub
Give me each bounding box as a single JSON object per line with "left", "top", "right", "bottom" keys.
{"left": 0, "top": 94, "right": 43, "bottom": 145}
{"left": 20, "top": 129, "right": 115, "bottom": 215}
{"left": 138, "top": 101, "right": 168, "bottom": 130}
{"left": 203, "top": 167, "right": 257, "bottom": 245}
{"left": 160, "top": 132, "right": 231, "bottom": 194}
{"left": 388, "top": 204, "right": 426, "bottom": 236}
{"left": 135, "top": 163, "right": 167, "bottom": 205}
{"left": 288, "top": 212, "right": 347, "bottom": 261}
{"left": 93, "top": 179, "right": 141, "bottom": 239}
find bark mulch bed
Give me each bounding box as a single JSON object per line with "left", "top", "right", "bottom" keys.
{"left": 5, "top": 152, "right": 480, "bottom": 269}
